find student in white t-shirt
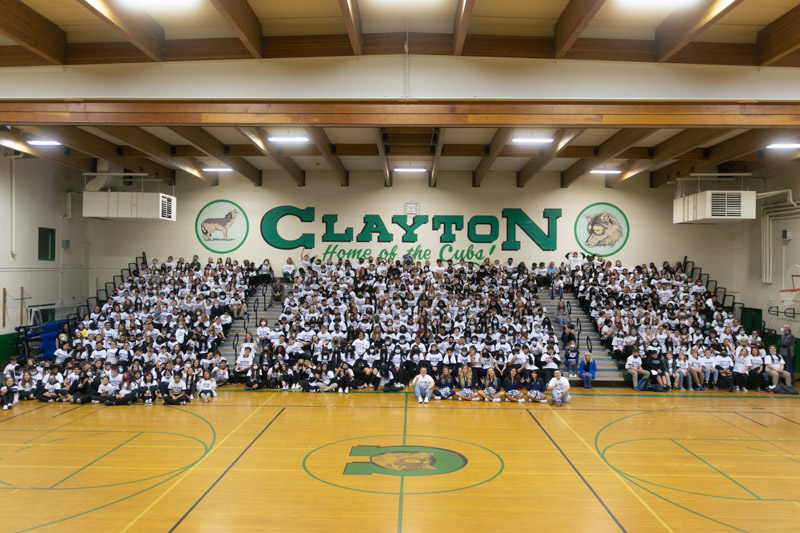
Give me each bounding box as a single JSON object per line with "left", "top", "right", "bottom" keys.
{"left": 196, "top": 370, "right": 217, "bottom": 403}
{"left": 164, "top": 374, "right": 190, "bottom": 405}
{"left": 547, "top": 369, "right": 571, "bottom": 406}
{"left": 411, "top": 366, "right": 435, "bottom": 404}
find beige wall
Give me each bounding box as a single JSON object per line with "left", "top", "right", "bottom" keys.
{"left": 85, "top": 168, "right": 748, "bottom": 303}
{"left": 0, "top": 155, "right": 88, "bottom": 334}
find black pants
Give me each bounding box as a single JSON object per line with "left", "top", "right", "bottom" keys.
{"left": 164, "top": 393, "right": 190, "bottom": 405}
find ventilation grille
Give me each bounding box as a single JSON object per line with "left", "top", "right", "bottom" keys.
{"left": 160, "top": 194, "right": 175, "bottom": 221}
{"left": 710, "top": 192, "right": 742, "bottom": 217}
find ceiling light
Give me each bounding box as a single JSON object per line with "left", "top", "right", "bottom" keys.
{"left": 27, "top": 140, "right": 61, "bottom": 146}
{"left": 767, "top": 143, "right": 800, "bottom": 149}
{"left": 393, "top": 167, "right": 427, "bottom": 173}
{"left": 267, "top": 136, "right": 309, "bottom": 143}
{"left": 202, "top": 167, "right": 233, "bottom": 172}
{"left": 614, "top": 0, "right": 700, "bottom": 9}
{"left": 512, "top": 138, "right": 554, "bottom": 144}
{"left": 119, "top": 0, "right": 202, "bottom": 8}
{"left": 590, "top": 169, "right": 622, "bottom": 174}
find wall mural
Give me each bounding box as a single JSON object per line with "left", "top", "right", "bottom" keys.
{"left": 574, "top": 202, "right": 629, "bottom": 257}
{"left": 195, "top": 200, "right": 250, "bottom": 254}
{"left": 195, "top": 202, "right": 629, "bottom": 259}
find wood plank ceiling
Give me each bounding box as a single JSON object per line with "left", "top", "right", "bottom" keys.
{"left": 0, "top": 0, "right": 799, "bottom": 188}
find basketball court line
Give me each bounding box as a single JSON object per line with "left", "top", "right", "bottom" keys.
{"left": 527, "top": 411, "right": 626, "bottom": 532}
{"left": 49, "top": 432, "right": 143, "bottom": 489}
{"left": 0, "top": 405, "right": 48, "bottom": 423}
{"left": 51, "top": 405, "right": 83, "bottom": 418}
{"left": 169, "top": 407, "right": 286, "bottom": 532}
{"left": 707, "top": 412, "right": 794, "bottom": 455}
{"left": 669, "top": 439, "right": 762, "bottom": 500}
{"left": 23, "top": 406, "right": 107, "bottom": 444}
{"left": 733, "top": 412, "right": 767, "bottom": 427}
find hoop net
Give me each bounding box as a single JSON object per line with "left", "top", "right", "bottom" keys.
{"left": 779, "top": 275, "right": 800, "bottom": 303}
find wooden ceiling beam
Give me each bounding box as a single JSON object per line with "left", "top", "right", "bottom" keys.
{"left": 238, "top": 127, "right": 303, "bottom": 186}
{"left": 429, "top": 128, "right": 446, "bottom": 187}
{"left": 472, "top": 127, "right": 514, "bottom": 187}
{"left": 210, "top": 0, "right": 263, "bottom": 59}
{"left": 0, "top": 0, "right": 66, "bottom": 64}
{"left": 0, "top": 128, "right": 93, "bottom": 172}
{"left": 3, "top": 33, "right": 800, "bottom": 68}
{"left": 607, "top": 128, "right": 730, "bottom": 187}
{"left": 306, "top": 127, "right": 349, "bottom": 186}
{"left": 170, "top": 126, "right": 261, "bottom": 185}
{"left": 18, "top": 125, "right": 173, "bottom": 183}
{"left": 561, "top": 128, "right": 657, "bottom": 187}
{"left": 338, "top": 0, "right": 362, "bottom": 55}
{"left": 76, "top": 0, "right": 164, "bottom": 62}
{"left": 757, "top": 4, "right": 800, "bottom": 66}
{"left": 719, "top": 148, "right": 800, "bottom": 174}
{"left": 453, "top": 0, "right": 475, "bottom": 56}
{"left": 554, "top": 0, "right": 606, "bottom": 59}
{"left": 650, "top": 128, "right": 800, "bottom": 187}
{"left": 374, "top": 128, "right": 391, "bottom": 187}
{"left": 517, "top": 128, "right": 584, "bottom": 187}
{"left": 93, "top": 126, "right": 214, "bottom": 184}
{"left": 655, "top": 0, "right": 745, "bottom": 62}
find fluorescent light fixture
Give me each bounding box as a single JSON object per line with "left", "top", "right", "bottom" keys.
{"left": 614, "top": 0, "right": 700, "bottom": 9}
{"left": 267, "top": 136, "right": 309, "bottom": 143}
{"left": 512, "top": 137, "right": 554, "bottom": 144}
{"left": 767, "top": 143, "right": 800, "bottom": 149}
{"left": 202, "top": 167, "right": 233, "bottom": 172}
{"left": 393, "top": 167, "right": 427, "bottom": 173}
{"left": 120, "top": 0, "right": 201, "bottom": 8}
{"left": 27, "top": 140, "right": 61, "bottom": 146}
{"left": 590, "top": 169, "right": 622, "bottom": 174}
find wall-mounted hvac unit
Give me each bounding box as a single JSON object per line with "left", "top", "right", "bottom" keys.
{"left": 673, "top": 191, "right": 756, "bottom": 224}
{"left": 82, "top": 192, "right": 177, "bottom": 222}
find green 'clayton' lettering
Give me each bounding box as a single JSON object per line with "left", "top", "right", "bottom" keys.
{"left": 321, "top": 214, "right": 353, "bottom": 242}
{"left": 467, "top": 216, "right": 499, "bottom": 243}
{"left": 343, "top": 445, "right": 468, "bottom": 477}
{"left": 391, "top": 215, "right": 429, "bottom": 243}
{"left": 356, "top": 215, "right": 394, "bottom": 243}
{"left": 260, "top": 205, "right": 315, "bottom": 249}
{"left": 432, "top": 216, "right": 464, "bottom": 243}
{"left": 259, "top": 206, "right": 561, "bottom": 251}
{"left": 502, "top": 208, "right": 561, "bottom": 251}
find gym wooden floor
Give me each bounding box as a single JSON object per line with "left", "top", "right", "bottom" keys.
{"left": 1, "top": 389, "right": 799, "bottom": 533}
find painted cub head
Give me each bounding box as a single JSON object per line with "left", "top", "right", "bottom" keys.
{"left": 585, "top": 212, "right": 623, "bottom": 248}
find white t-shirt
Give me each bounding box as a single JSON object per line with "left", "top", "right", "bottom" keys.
{"left": 548, "top": 376, "right": 570, "bottom": 390}
{"left": 414, "top": 374, "right": 435, "bottom": 390}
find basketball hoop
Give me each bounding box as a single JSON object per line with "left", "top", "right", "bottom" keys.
{"left": 779, "top": 275, "right": 800, "bottom": 304}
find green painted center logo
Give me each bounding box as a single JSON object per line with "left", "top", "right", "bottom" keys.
{"left": 344, "top": 445, "right": 467, "bottom": 477}
{"left": 574, "top": 202, "right": 629, "bottom": 257}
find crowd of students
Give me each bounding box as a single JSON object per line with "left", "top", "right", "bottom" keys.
{"left": 573, "top": 254, "right": 796, "bottom": 393}
{"left": 1, "top": 251, "right": 794, "bottom": 413}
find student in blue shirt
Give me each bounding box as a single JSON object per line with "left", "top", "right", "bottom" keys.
{"left": 578, "top": 353, "right": 597, "bottom": 389}
{"left": 502, "top": 367, "right": 526, "bottom": 403}
{"left": 433, "top": 367, "right": 455, "bottom": 400}
{"left": 454, "top": 365, "right": 477, "bottom": 401}
{"left": 525, "top": 369, "right": 547, "bottom": 403}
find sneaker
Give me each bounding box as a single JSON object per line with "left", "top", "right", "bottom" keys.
{"left": 2, "top": 405, "right": 7, "bottom": 411}
{"left": 539, "top": 399, "right": 548, "bottom": 403}
{"left": 418, "top": 398, "right": 423, "bottom": 404}
{"left": 471, "top": 397, "right": 480, "bottom": 401}
{"left": 202, "top": 394, "right": 210, "bottom": 403}
{"left": 433, "top": 396, "right": 441, "bottom": 400}
{"left": 518, "top": 399, "right": 525, "bottom": 403}
{"left": 345, "top": 387, "right": 350, "bottom": 394}
{"left": 180, "top": 401, "right": 186, "bottom": 405}
{"left": 424, "top": 397, "right": 429, "bottom": 404}
{"left": 504, "top": 398, "right": 510, "bottom": 402}
{"left": 734, "top": 386, "right": 740, "bottom": 391}
{"left": 457, "top": 397, "right": 463, "bottom": 401}
{"left": 338, "top": 387, "right": 343, "bottom": 393}
{"left": 91, "top": 400, "right": 100, "bottom": 404}
{"left": 742, "top": 387, "right": 747, "bottom": 392}
{"left": 492, "top": 398, "right": 501, "bottom": 402}
{"left": 145, "top": 399, "right": 152, "bottom": 406}
{"left": 282, "top": 384, "right": 288, "bottom": 390}
{"left": 189, "top": 395, "right": 194, "bottom": 400}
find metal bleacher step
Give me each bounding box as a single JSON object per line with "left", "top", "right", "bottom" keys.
{"left": 538, "top": 292, "right": 624, "bottom": 383}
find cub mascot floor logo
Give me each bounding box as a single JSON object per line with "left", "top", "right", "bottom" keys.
{"left": 574, "top": 202, "right": 629, "bottom": 257}
{"left": 343, "top": 446, "right": 467, "bottom": 477}
{"left": 303, "top": 435, "right": 503, "bottom": 494}
{"left": 195, "top": 200, "right": 249, "bottom": 254}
